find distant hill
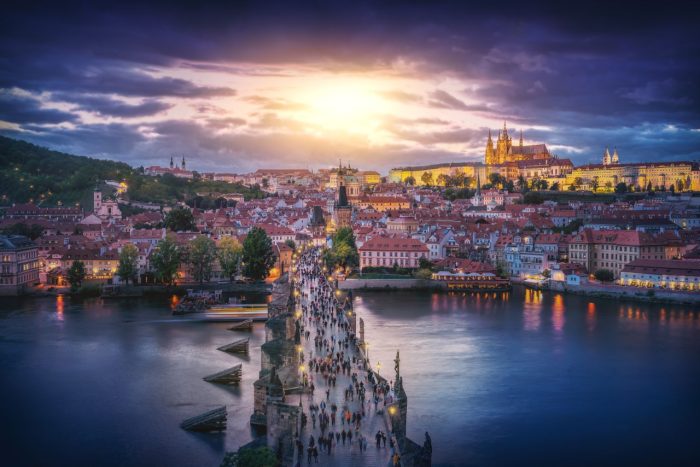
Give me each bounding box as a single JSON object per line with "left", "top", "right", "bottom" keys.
{"left": 0, "top": 136, "right": 265, "bottom": 207}
{"left": 0, "top": 136, "right": 133, "bottom": 206}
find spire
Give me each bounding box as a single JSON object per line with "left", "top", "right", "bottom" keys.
{"left": 519, "top": 129, "right": 524, "bottom": 147}
{"left": 181, "top": 156, "right": 186, "bottom": 170}
{"left": 487, "top": 129, "right": 492, "bottom": 143}
{"left": 170, "top": 156, "right": 174, "bottom": 169}
{"left": 337, "top": 185, "right": 349, "bottom": 207}
{"left": 603, "top": 147, "right": 611, "bottom": 166}
{"left": 502, "top": 121, "right": 508, "bottom": 138}
{"left": 394, "top": 350, "right": 401, "bottom": 383}
{"left": 612, "top": 148, "right": 619, "bottom": 164}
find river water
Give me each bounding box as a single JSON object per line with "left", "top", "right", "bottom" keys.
{"left": 1, "top": 288, "right": 699, "bottom": 466}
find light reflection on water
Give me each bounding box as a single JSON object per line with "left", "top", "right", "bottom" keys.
{"left": 354, "top": 286, "right": 700, "bottom": 466}
{"left": 2, "top": 289, "right": 699, "bottom": 467}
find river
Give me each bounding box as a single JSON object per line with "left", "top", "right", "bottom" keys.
{"left": 1, "top": 288, "right": 698, "bottom": 466}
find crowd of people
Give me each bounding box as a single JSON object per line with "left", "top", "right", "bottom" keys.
{"left": 292, "top": 249, "right": 402, "bottom": 466}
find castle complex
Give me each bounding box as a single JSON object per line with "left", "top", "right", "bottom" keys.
{"left": 389, "top": 122, "right": 700, "bottom": 192}
{"left": 485, "top": 122, "right": 551, "bottom": 165}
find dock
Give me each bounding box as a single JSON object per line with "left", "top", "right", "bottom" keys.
{"left": 180, "top": 406, "right": 227, "bottom": 432}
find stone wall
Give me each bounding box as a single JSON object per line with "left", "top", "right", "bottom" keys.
{"left": 339, "top": 278, "right": 446, "bottom": 290}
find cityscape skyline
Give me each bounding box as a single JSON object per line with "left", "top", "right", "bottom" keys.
{"left": 2, "top": 1, "right": 700, "bottom": 173}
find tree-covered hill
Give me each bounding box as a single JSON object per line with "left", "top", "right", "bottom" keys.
{"left": 0, "top": 136, "right": 133, "bottom": 206}
{"left": 0, "top": 136, "right": 265, "bottom": 207}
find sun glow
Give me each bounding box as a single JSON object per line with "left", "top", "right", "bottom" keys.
{"left": 291, "top": 77, "right": 398, "bottom": 142}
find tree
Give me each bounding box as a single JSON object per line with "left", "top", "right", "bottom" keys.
{"left": 550, "top": 182, "right": 560, "bottom": 191}
{"left": 614, "top": 182, "right": 627, "bottom": 194}
{"left": 646, "top": 181, "right": 653, "bottom": 192}
{"left": 188, "top": 236, "right": 217, "bottom": 285}
{"left": 418, "top": 256, "right": 433, "bottom": 270}
{"left": 414, "top": 268, "right": 433, "bottom": 279}
{"left": 165, "top": 207, "right": 196, "bottom": 232}
{"left": 517, "top": 175, "right": 527, "bottom": 193}
{"left": 67, "top": 260, "right": 86, "bottom": 292}
{"left": 150, "top": 235, "right": 181, "bottom": 285}
{"left": 404, "top": 176, "right": 416, "bottom": 186}
{"left": 420, "top": 171, "right": 434, "bottom": 186}
{"left": 542, "top": 269, "right": 551, "bottom": 279}
{"left": 330, "top": 227, "right": 359, "bottom": 268}
{"left": 218, "top": 236, "right": 243, "bottom": 282}
{"left": 436, "top": 173, "right": 450, "bottom": 186}
{"left": 284, "top": 239, "right": 297, "bottom": 251}
{"left": 594, "top": 269, "right": 615, "bottom": 282}
{"left": 117, "top": 243, "right": 139, "bottom": 285}
{"left": 488, "top": 173, "right": 505, "bottom": 189}
{"left": 591, "top": 177, "right": 599, "bottom": 192}
{"left": 0, "top": 222, "right": 44, "bottom": 240}
{"left": 221, "top": 447, "right": 279, "bottom": 467}
{"left": 242, "top": 227, "right": 276, "bottom": 281}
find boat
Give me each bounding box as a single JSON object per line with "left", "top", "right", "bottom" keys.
{"left": 204, "top": 303, "right": 268, "bottom": 321}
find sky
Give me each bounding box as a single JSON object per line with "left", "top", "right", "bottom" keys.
{"left": 1, "top": 0, "right": 699, "bottom": 174}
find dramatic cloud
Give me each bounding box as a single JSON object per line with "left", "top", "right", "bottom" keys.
{"left": 1, "top": 0, "right": 698, "bottom": 171}
{"left": 53, "top": 93, "right": 173, "bottom": 117}
{"left": 0, "top": 90, "right": 78, "bottom": 124}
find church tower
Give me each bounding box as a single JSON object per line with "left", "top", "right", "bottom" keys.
{"left": 603, "top": 148, "right": 611, "bottom": 166}
{"left": 519, "top": 130, "right": 524, "bottom": 148}
{"left": 485, "top": 129, "right": 495, "bottom": 165}
{"left": 170, "top": 156, "right": 174, "bottom": 169}
{"left": 181, "top": 156, "right": 186, "bottom": 170}
{"left": 612, "top": 148, "right": 619, "bottom": 164}
{"left": 496, "top": 121, "right": 511, "bottom": 164}
{"left": 93, "top": 188, "right": 102, "bottom": 213}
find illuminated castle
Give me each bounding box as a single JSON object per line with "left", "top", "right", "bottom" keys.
{"left": 485, "top": 122, "right": 551, "bottom": 165}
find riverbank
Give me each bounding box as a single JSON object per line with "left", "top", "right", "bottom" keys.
{"left": 339, "top": 277, "right": 699, "bottom": 305}
{"left": 20, "top": 281, "right": 272, "bottom": 299}
{"left": 516, "top": 278, "right": 700, "bottom": 305}
{"left": 339, "top": 278, "right": 445, "bottom": 291}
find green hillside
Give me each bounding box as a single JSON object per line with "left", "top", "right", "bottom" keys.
{"left": 0, "top": 136, "right": 265, "bottom": 207}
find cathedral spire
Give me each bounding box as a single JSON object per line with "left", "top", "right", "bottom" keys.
{"left": 170, "top": 155, "right": 174, "bottom": 169}
{"left": 181, "top": 155, "right": 186, "bottom": 170}
{"left": 519, "top": 129, "right": 523, "bottom": 147}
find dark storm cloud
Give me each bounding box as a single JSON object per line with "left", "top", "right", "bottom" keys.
{"left": 0, "top": 122, "right": 146, "bottom": 159}
{"left": 0, "top": 92, "right": 78, "bottom": 125}
{"left": 0, "top": 67, "right": 236, "bottom": 99}
{"left": 1, "top": 0, "right": 699, "bottom": 168}
{"left": 53, "top": 93, "right": 173, "bottom": 117}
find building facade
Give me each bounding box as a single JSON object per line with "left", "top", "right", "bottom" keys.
{"left": 0, "top": 235, "right": 40, "bottom": 295}
{"left": 359, "top": 237, "right": 429, "bottom": 269}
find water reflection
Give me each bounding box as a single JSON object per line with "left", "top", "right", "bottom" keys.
{"left": 586, "top": 302, "right": 596, "bottom": 332}
{"left": 552, "top": 293, "right": 565, "bottom": 336}
{"left": 354, "top": 287, "right": 700, "bottom": 466}
{"left": 523, "top": 289, "right": 542, "bottom": 331}
{"left": 55, "top": 294, "right": 64, "bottom": 321}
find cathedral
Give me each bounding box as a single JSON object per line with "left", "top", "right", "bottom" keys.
{"left": 484, "top": 122, "right": 551, "bottom": 165}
